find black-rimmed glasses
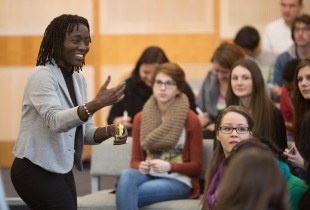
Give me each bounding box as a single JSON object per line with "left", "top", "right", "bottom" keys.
{"left": 218, "top": 126, "right": 250, "bottom": 134}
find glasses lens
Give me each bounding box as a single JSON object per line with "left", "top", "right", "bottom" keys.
{"left": 236, "top": 127, "right": 249, "bottom": 134}
{"left": 220, "top": 126, "right": 232, "bottom": 133}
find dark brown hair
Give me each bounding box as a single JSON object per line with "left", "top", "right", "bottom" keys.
{"left": 131, "top": 46, "right": 169, "bottom": 83}
{"left": 291, "top": 14, "right": 310, "bottom": 42}
{"left": 201, "top": 105, "right": 253, "bottom": 209}
{"left": 292, "top": 59, "right": 310, "bottom": 148}
{"left": 234, "top": 26, "right": 260, "bottom": 51}
{"left": 211, "top": 42, "right": 245, "bottom": 70}
{"left": 226, "top": 58, "right": 280, "bottom": 147}
{"left": 215, "top": 149, "right": 289, "bottom": 210}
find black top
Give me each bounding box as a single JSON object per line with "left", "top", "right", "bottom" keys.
{"left": 60, "top": 67, "right": 82, "bottom": 152}
{"left": 273, "top": 107, "right": 288, "bottom": 150}
{"left": 107, "top": 76, "right": 197, "bottom": 135}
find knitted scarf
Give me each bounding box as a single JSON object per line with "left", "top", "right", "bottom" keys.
{"left": 140, "top": 93, "right": 189, "bottom": 152}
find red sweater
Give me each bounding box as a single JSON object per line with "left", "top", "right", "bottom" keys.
{"left": 130, "top": 110, "right": 203, "bottom": 199}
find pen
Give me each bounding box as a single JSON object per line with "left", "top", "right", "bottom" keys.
{"left": 196, "top": 107, "right": 204, "bottom": 116}
{"left": 123, "top": 110, "right": 128, "bottom": 119}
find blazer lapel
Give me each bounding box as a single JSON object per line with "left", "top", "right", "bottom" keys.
{"left": 53, "top": 65, "right": 74, "bottom": 107}
{"left": 72, "top": 75, "right": 83, "bottom": 105}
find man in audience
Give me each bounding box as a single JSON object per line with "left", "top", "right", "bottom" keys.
{"left": 262, "top": 0, "right": 303, "bottom": 56}
{"left": 234, "top": 25, "right": 276, "bottom": 83}
{"left": 273, "top": 14, "right": 310, "bottom": 98}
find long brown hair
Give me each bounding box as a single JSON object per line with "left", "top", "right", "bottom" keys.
{"left": 215, "top": 149, "right": 289, "bottom": 210}
{"left": 201, "top": 105, "right": 253, "bottom": 209}
{"left": 226, "top": 58, "right": 279, "bottom": 147}
{"left": 293, "top": 59, "right": 310, "bottom": 149}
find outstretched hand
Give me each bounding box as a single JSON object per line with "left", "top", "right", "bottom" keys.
{"left": 94, "top": 76, "right": 126, "bottom": 109}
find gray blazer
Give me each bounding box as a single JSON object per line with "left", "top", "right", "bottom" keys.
{"left": 13, "top": 62, "right": 98, "bottom": 174}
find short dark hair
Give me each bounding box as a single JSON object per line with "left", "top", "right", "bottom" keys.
{"left": 282, "top": 58, "right": 300, "bottom": 82}
{"left": 234, "top": 26, "right": 260, "bottom": 51}
{"left": 291, "top": 14, "right": 310, "bottom": 41}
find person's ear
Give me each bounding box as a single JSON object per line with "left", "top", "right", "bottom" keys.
{"left": 216, "top": 132, "right": 220, "bottom": 141}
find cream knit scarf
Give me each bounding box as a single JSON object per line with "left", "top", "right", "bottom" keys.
{"left": 140, "top": 93, "right": 189, "bottom": 152}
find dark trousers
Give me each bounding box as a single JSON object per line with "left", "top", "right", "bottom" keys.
{"left": 11, "top": 158, "right": 77, "bottom": 210}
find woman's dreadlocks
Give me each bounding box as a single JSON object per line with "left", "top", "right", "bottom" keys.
{"left": 36, "top": 14, "right": 91, "bottom": 72}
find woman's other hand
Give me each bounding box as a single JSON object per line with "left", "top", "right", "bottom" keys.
{"left": 113, "top": 116, "right": 133, "bottom": 129}
{"left": 197, "top": 113, "right": 209, "bottom": 127}
{"left": 283, "top": 144, "right": 305, "bottom": 169}
{"left": 149, "top": 159, "right": 171, "bottom": 173}
{"left": 139, "top": 160, "right": 151, "bottom": 175}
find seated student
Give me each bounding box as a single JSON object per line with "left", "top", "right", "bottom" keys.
{"left": 298, "top": 111, "right": 310, "bottom": 210}
{"left": 197, "top": 43, "right": 245, "bottom": 139}
{"left": 115, "top": 63, "right": 203, "bottom": 209}
{"left": 226, "top": 58, "right": 288, "bottom": 150}
{"left": 107, "top": 46, "right": 197, "bottom": 135}
{"left": 283, "top": 59, "right": 310, "bottom": 172}
{"left": 200, "top": 105, "right": 253, "bottom": 210}
{"left": 226, "top": 138, "right": 308, "bottom": 210}
{"left": 233, "top": 25, "right": 276, "bottom": 83}
{"left": 272, "top": 14, "right": 310, "bottom": 99}
{"left": 280, "top": 58, "right": 300, "bottom": 140}
{"left": 216, "top": 148, "right": 290, "bottom": 210}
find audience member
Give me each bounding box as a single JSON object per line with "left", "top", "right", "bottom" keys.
{"left": 284, "top": 59, "right": 310, "bottom": 174}
{"left": 116, "top": 63, "right": 203, "bottom": 209}
{"left": 107, "top": 46, "right": 197, "bottom": 135}
{"left": 197, "top": 43, "right": 245, "bottom": 138}
{"left": 10, "top": 14, "right": 128, "bottom": 210}
{"left": 226, "top": 138, "right": 307, "bottom": 210}
{"left": 216, "top": 148, "right": 290, "bottom": 210}
{"left": 292, "top": 58, "right": 310, "bottom": 149}
{"left": 234, "top": 25, "right": 276, "bottom": 83}
{"left": 262, "top": 0, "right": 303, "bottom": 56}
{"left": 273, "top": 14, "right": 310, "bottom": 97}
{"left": 280, "top": 58, "right": 300, "bottom": 139}
{"left": 298, "top": 111, "right": 310, "bottom": 210}
{"left": 201, "top": 105, "right": 253, "bottom": 210}
{"left": 226, "top": 58, "right": 288, "bottom": 150}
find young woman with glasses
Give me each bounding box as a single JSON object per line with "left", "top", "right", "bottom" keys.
{"left": 226, "top": 58, "right": 287, "bottom": 150}
{"left": 107, "top": 46, "right": 197, "bottom": 135}
{"left": 201, "top": 105, "right": 253, "bottom": 210}
{"left": 116, "top": 62, "right": 203, "bottom": 209}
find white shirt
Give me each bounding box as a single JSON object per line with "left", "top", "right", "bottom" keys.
{"left": 149, "top": 128, "right": 192, "bottom": 188}
{"left": 262, "top": 18, "right": 293, "bottom": 56}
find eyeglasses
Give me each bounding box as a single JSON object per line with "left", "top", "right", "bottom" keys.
{"left": 218, "top": 126, "right": 250, "bottom": 134}
{"left": 294, "top": 27, "right": 310, "bottom": 33}
{"left": 154, "top": 80, "right": 176, "bottom": 89}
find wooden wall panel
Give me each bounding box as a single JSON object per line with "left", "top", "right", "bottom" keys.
{"left": 0, "top": 34, "right": 218, "bottom": 66}
{"left": 220, "top": 0, "right": 310, "bottom": 38}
